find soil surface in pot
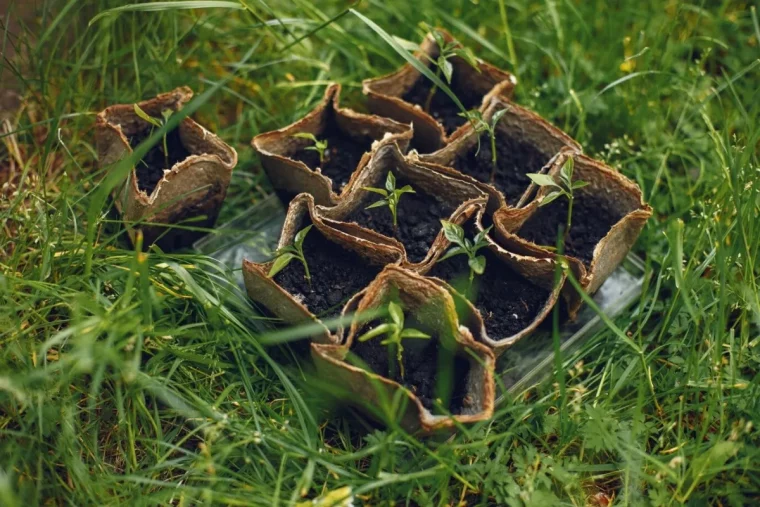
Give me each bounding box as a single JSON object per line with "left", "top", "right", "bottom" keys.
{"left": 452, "top": 131, "right": 550, "bottom": 205}
{"left": 345, "top": 174, "right": 455, "bottom": 263}
{"left": 351, "top": 323, "right": 470, "bottom": 414}
{"left": 428, "top": 248, "right": 551, "bottom": 340}
{"left": 518, "top": 193, "right": 625, "bottom": 266}
{"left": 129, "top": 127, "right": 190, "bottom": 195}
{"left": 273, "top": 225, "right": 381, "bottom": 318}
{"left": 291, "top": 116, "right": 374, "bottom": 193}
{"left": 402, "top": 77, "right": 482, "bottom": 135}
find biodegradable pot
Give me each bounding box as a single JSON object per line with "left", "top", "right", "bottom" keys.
{"left": 492, "top": 152, "right": 652, "bottom": 314}
{"left": 311, "top": 265, "right": 495, "bottom": 433}
{"left": 252, "top": 83, "right": 413, "bottom": 206}
{"left": 242, "top": 193, "right": 405, "bottom": 344}
{"left": 363, "top": 28, "right": 516, "bottom": 154}
{"left": 95, "top": 87, "right": 238, "bottom": 250}
{"left": 316, "top": 143, "right": 488, "bottom": 269}
{"left": 416, "top": 213, "right": 565, "bottom": 356}
{"left": 417, "top": 98, "right": 582, "bottom": 213}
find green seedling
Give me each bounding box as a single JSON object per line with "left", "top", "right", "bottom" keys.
{"left": 420, "top": 26, "right": 480, "bottom": 113}
{"left": 363, "top": 171, "right": 415, "bottom": 229}
{"left": 268, "top": 224, "right": 313, "bottom": 286}
{"left": 439, "top": 220, "right": 493, "bottom": 285}
{"left": 357, "top": 300, "right": 430, "bottom": 379}
{"left": 292, "top": 132, "right": 328, "bottom": 164}
{"left": 527, "top": 157, "right": 589, "bottom": 239}
{"left": 133, "top": 103, "right": 173, "bottom": 169}
{"left": 458, "top": 108, "right": 509, "bottom": 183}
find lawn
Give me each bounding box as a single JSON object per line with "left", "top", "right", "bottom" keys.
{"left": 1, "top": 0, "right": 759, "bottom": 505}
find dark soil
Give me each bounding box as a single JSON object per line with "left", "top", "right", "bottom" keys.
{"left": 428, "top": 248, "right": 551, "bottom": 339}
{"left": 290, "top": 114, "right": 374, "bottom": 193}
{"left": 273, "top": 223, "right": 381, "bottom": 318}
{"left": 129, "top": 127, "right": 190, "bottom": 195}
{"left": 350, "top": 322, "right": 470, "bottom": 415}
{"left": 518, "top": 194, "right": 624, "bottom": 266}
{"left": 402, "top": 77, "right": 482, "bottom": 135}
{"left": 345, "top": 174, "right": 454, "bottom": 263}
{"left": 452, "top": 131, "right": 550, "bottom": 205}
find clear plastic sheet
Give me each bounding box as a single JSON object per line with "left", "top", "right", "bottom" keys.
{"left": 195, "top": 195, "right": 646, "bottom": 396}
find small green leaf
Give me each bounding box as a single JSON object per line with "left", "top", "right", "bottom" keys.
{"left": 469, "top": 255, "right": 486, "bottom": 275}
{"left": 440, "top": 57, "right": 454, "bottom": 83}
{"left": 133, "top": 104, "right": 162, "bottom": 128}
{"left": 453, "top": 47, "right": 480, "bottom": 70}
{"left": 385, "top": 171, "right": 396, "bottom": 192}
{"left": 573, "top": 180, "right": 590, "bottom": 190}
{"left": 365, "top": 199, "right": 389, "bottom": 210}
{"left": 561, "top": 157, "right": 574, "bottom": 183}
{"left": 396, "top": 185, "right": 415, "bottom": 195}
{"left": 400, "top": 328, "right": 430, "bottom": 339}
{"left": 539, "top": 191, "right": 563, "bottom": 206}
{"left": 294, "top": 224, "right": 313, "bottom": 248}
{"left": 392, "top": 36, "right": 420, "bottom": 53}
{"left": 490, "top": 108, "right": 509, "bottom": 127}
{"left": 474, "top": 226, "right": 492, "bottom": 246}
{"left": 429, "top": 28, "right": 447, "bottom": 49}
{"left": 388, "top": 301, "right": 404, "bottom": 327}
{"left": 268, "top": 253, "right": 296, "bottom": 278}
{"left": 161, "top": 109, "right": 173, "bottom": 122}
{"left": 357, "top": 323, "right": 394, "bottom": 342}
{"left": 292, "top": 132, "right": 318, "bottom": 143}
{"left": 526, "top": 173, "right": 558, "bottom": 187}
{"left": 438, "top": 245, "right": 467, "bottom": 262}
{"left": 274, "top": 245, "right": 297, "bottom": 256}
{"left": 440, "top": 220, "right": 465, "bottom": 244}
{"left": 362, "top": 187, "right": 389, "bottom": 196}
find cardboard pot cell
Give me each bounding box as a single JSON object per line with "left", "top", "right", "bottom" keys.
{"left": 95, "top": 87, "right": 238, "bottom": 250}
{"left": 363, "top": 28, "right": 516, "bottom": 154}
{"left": 311, "top": 265, "right": 495, "bottom": 434}
{"left": 416, "top": 213, "right": 565, "bottom": 356}
{"left": 252, "top": 83, "right": 412, "bottom": 206}
{"left": 492, "top": 152, "right": 652, "bottom": 314}
{"left": 317, "top": 143, "right": 488, "bottom": 269}
{"left": 242, "top": 193, "right": 405, "bottom": 345}
{"left": 417, "top": 98, "right": 582, "bottom": 212}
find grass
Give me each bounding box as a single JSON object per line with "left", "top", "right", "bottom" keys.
{"left": 1, "top": 0, "right": 759, "bottom": 504}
